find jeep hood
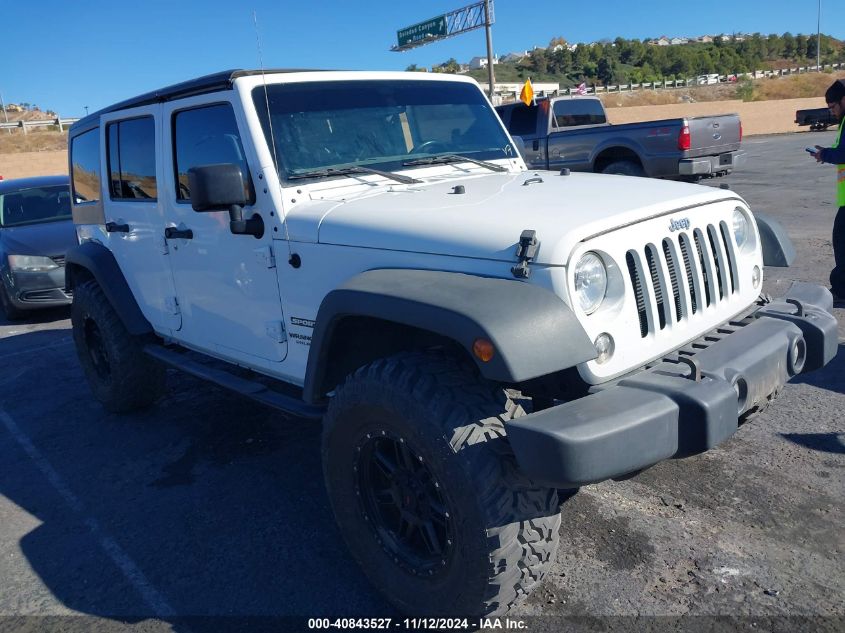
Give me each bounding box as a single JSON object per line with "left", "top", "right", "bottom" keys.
{"left": 285, "top": 171, "right": 740, "bottom": 266}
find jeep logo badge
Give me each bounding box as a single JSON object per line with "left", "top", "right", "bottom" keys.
{"left": 669, "top": 217, "right": 690, "bottom": 232}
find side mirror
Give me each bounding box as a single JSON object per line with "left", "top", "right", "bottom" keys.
{"left": 187, "top": 164, "right": 263, "bottom": 238}
{"left": 187, "top": 163, "right": 248, "bottom": 212}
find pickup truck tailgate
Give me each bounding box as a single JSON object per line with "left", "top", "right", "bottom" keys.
{"left": 687, "top": 115, "right": 741, "bottom": 157}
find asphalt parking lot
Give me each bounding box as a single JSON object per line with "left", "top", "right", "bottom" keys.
{"left": 0, "top": 132, "right": 843, "bottom": 632}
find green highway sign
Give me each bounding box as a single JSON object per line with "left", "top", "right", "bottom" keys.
{"left": 396, "top": 15, "right": 447, "bottom": 48}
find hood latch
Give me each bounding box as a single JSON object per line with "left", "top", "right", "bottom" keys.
{"left": 511, "top": 229, "right": 539, "bottom": 279}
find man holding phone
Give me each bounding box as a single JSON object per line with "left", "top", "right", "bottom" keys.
{"left": 812, "top": 79, "right": 845, "bottom": 301}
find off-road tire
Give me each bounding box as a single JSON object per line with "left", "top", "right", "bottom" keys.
{"left": 0, "top": 284, "right": 26, "bottom": 321}
{"left": 322, "top": 350, "right": 561, "bottom": 617}
{"left": 71, "top": 280, "right": 165, "bottom": 413}
{"left": 601, "top": 160, "right": 646, "bottom": 177}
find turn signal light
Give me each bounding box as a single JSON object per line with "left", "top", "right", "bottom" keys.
{"left": 472, "top": 339, "right": 495, "bottom": 362}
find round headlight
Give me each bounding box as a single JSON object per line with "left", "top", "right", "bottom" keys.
{"left": 732, "top": 208, "right": 749, "bottom": 248}
{"left": 574, "top": 252, "right": 608, "bottom": 314}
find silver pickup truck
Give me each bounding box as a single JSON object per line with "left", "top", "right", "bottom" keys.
{"left": 495, "top": 96, "right": 744, "bottom": 180}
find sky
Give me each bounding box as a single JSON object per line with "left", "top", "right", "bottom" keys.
{"left": 0, "top": 0, "right": 840, "bottom": 117}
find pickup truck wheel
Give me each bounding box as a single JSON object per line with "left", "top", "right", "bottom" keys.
{"left": 71, "top": 280, "right": 165, "bottom": 413}
{"left": 322, "top": 350, "right": 561, "bottom": 617}
{"left": 601, "top": 160, "right": 645, "bottom": 177}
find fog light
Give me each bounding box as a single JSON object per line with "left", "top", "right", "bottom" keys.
{"left": 752, "top": 266, "right": 761, "bottom": 289}
{"left": 594, "top": 333, "right": 614, "bottom": 364}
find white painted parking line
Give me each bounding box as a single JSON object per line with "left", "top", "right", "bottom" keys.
{"left": 0, "top": 339, "right": 74, "bottom": 360}
{"left": 0, "top": 408, "right": 176, "bottom": 618}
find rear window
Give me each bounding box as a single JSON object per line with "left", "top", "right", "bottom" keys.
{"left": 70, "top": 128, "right": 101, "bottom": 203}
{"left": 107, "top": 117, "right": 157, "bottom": 200}
{"left": 0, "top": 185, "right": 72, "bottom": 227}
{"left": 503, "top": 105, "right": 540, "bottom": 137}
{"left": 552, "top": 99, "right": 606, "bottom": 127}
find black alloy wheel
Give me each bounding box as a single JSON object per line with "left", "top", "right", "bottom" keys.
{"left": 355, "top": 430, "right": 454, "bottom": 576}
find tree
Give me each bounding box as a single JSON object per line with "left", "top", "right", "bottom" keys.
{"left": 795, "top": 34, "right": 808, "bottom": 59}
{"left": 528, "top": 48, "right": 548, "bottom": 74}
{"left": 782, "top": 32, "right": 796, "bottom": 58}
{"left": 433, "top": 58, "right": 461, "bottom": 74}
{"left": 597, "top": 57, "right": 617, "bottom": 85}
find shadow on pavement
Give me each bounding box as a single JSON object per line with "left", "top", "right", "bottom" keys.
{"left": 779, "top": 432, "right": 845, "bottom": 455}
{"left": 791, "top": 343, "right": 845, "bottom": 395}
{"left": 0, "top": 328, "right": 393, "bottom": 628}
{"left": 0, "top": 305, "right": 69, "bottom": 327}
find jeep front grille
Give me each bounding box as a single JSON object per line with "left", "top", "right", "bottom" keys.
{"left": 625, "top": 222, "right": 739, "bottom": 337}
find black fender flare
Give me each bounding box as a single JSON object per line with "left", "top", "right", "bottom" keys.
{"left": 65, "top": 241, "right": 153, "bottom": 336}
{"left": 303, "top": 269, "right": 596, "bottom": 403}
{"left": 753, "top": 212, "right": 796, "bottom": 267}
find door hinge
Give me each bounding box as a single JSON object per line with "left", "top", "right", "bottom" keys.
{"left": 255, "top": 245, "right": 276, "bottom": 269}
{"left": 165, "top": 296, "right": 180, "bottom": 316}
{"left": 511, "top": 229, "right": 539, "bottom": 279}
{"left": 265, "top": 321, "right": 287, "bottom": 343}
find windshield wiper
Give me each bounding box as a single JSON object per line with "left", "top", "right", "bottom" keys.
{"left": 288, "top": 166, "right": 421, "bottom": 185}
{"left": 403, "top": 154, "right": 508, "bottom": 173}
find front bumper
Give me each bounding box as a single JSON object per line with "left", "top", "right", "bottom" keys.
{"left": 5, "top": 267, "right": 71, "bottom": 310}
{"left": 507, "top": 282, "right": 838, "bottom": 488}
{"left": 679, "top": 150, "right": 745, "bottom": 175}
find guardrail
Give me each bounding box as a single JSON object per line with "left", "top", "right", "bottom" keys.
{"left": 0, "top": 116, "right": 79, "bottom": 134}
{"left": 487, "top": 61, "right": 844, "bottom": 101}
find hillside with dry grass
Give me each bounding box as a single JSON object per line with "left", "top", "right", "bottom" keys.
{"left": 601, "top": 70, "right": 845, "bottom": 108}
{"left": 0, "top": 107, "right": 68, "bottom": 154}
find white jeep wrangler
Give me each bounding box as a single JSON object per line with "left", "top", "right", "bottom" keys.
{"left": 65, "top": 70, "right": 838, "bottom": 617}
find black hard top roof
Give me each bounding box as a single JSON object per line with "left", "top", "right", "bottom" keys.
{"left": 70, "top": 69, "right": 323, "bottom": 132}
{"left": 0, "top": 174, "right": 69, "bottom": 194}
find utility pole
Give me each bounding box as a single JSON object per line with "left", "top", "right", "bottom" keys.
{"left": 0, "top": 92, "right": 10, "bottom": 135}
{"left": 817, "top": 0, "right": 821, "bottom": 71}
{"left": 484, "top": 0, "right": 495, "bottom": 99}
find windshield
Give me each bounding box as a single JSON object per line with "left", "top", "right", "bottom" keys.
{"left": 0, "top": 185, "right": 72, "bottom": 227}
{"left": 252, "top": 80, "right": 515, "bottom": 181}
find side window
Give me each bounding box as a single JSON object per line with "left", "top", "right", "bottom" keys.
{"left": 107, "top": 117, "right": 157, "bottom": 200}
{"left": 173, "top": 103, "right": 252, "bottom": 202}
{"left": 70, "top": 128, "right": 101, "bottom": 203}
{"left": 552, "top": 100, "right": 607, "bottom": 128}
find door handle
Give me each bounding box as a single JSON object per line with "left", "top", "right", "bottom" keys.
{"left": 165, "top": 227, "right": 194, "bottom": 240}
{"left": 105, "top": 221, "right": 129, "bottom": 233}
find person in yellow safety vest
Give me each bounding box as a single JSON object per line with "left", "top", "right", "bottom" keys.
{"left": 813, "top": 79, "right": 845, "bottom": 302}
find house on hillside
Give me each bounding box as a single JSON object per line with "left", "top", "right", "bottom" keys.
{"left": 649, "top": 37, "right": 671, "bottom": 46}
{"left": 501, "top": 51, "right": 527, "bottom": 63}
{"left": 670, "top": 37, "right": 689, "bottom": 45}
{"left": 469, "top": 56, "right": 499, "bottom": 70}
{"left": 698, "top": 35, "right": 714, "bottom": 43}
